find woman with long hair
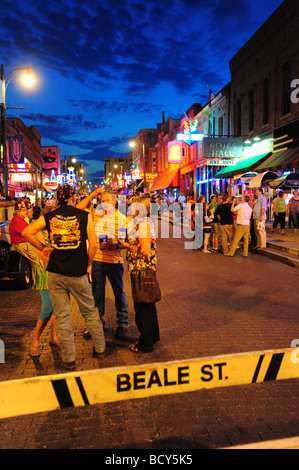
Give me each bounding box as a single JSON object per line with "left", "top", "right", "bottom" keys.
{"left": 118, "top": 196, "right": 160, "bottom": 352}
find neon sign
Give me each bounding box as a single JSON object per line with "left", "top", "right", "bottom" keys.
{"left": 11, "top": 173, "right": 32, "bottom": 183}
{"left": 43, "top": 181, "right": 59, "bottom": 192}
{"left": 168, "top": 140, "right": 183, "bottom": 164}
{"left": 177, "top": 133, "right": 204, "bottom": 142}
{"left": 178, "top": 116, "right": 203, "bottom": 144}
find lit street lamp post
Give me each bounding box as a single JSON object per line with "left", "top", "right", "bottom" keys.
{"left": 1, "top": 64, "right": 35, "bottom": 197}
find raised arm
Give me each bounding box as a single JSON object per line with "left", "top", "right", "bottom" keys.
{"left": 76, "top": 187, "right": 104, "bottom": 210}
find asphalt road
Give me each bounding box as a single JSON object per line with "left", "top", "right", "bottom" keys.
{"left": 0, "top": 226, "right": 298, "bottom": 450}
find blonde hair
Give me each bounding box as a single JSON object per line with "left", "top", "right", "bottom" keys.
{"left": 133, "top": 196, "right": 151, "bottom": 216}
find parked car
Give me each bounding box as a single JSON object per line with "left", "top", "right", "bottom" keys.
{"left": 0, "top": 223, "right": 33, "bottom": 289}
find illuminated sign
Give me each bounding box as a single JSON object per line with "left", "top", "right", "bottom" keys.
{"left": 168, "top": 140, "right": 183, "bottom": 164}
{"left": 243, "top": 139, "right": 273, "bottom": 159}
{"left": 43, "top": 181, "right": 59, "bottom": 192}
{"left": 41, "top": 146, "right": 60, "bottom": 170}
{"left": 11, "top": 173, "right": 32, "bottom": 183}
{"left": 207, "top": 159, "right": 238, "bottom": 166}
{"left": 177, "top": 133, "right": 204, "bottom": 143}
{"left": 132, "top": 169, "right": 141, "bottom": 180}
{"left": 178, "top": 116, "right": 203, "bottom": 144}
{"left": 144, "top": 173, "right": 158, "bottom": 181}
{"left": 8, "top": 135, "right": 24, "bottom": 164}
{"left": 204, "top": 137, "right": 243, "bottom": 159}
{"left": 10, "top": 157, "right": 31, "bottom": 171}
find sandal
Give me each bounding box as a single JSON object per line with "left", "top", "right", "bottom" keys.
{"left": 30, "top": 345, "right": 41, "bottom": 357}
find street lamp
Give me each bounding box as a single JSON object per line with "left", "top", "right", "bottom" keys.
{"left": 1, "top": 64, "right": 36, "bottom": 197}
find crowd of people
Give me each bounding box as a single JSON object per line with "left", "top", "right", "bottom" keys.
{"left": 6, "top": 183, "right": 299, "bottom": 370}
{"left": 193, "top": 191, "right": 259, "bottom": 256}
{"left": 8, "top": 185, "right": 160, "bottom": 370}
{"left": 271, "top": 190, "right": 299, "bottom": 235}
{"left": 189, "top": 187, "right": 299, "bottom": 256}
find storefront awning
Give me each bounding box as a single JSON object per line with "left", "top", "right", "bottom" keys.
{"left": 248, "top": 171, "right": 280, "bottom": 188}
{"left": 269, "top": 172, "right": 299, "bottom": 189}
{"left": 214, "top": 153, "right": 271, "bottom": 179}
{"left": 150, "top": 169, "right": 180, "bottom": 192}
{"left": 253, "top": 148, "right": 299, "bottom": 171}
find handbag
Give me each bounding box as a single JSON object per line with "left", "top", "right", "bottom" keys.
{"left": 204, "top": 210, "right": 214, "bottom": 224}
{"left": 131, "top": 269, "right": 161, "bottom": 303}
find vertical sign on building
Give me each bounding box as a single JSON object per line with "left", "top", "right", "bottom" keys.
{"left": 168, "top": 140, "right": 183, "bottom": 164}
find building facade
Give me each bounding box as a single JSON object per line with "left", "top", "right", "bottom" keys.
{"left": 221, "top": 0, "right": 299, "bottom": 194}
{"left": 5, "top": 117, "right": 43, "bottom": 201}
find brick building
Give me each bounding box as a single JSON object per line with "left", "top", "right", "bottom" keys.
{"left": 214, "top": 0, "right": 299, "bottom": 195}
{"left": 5, "top": 117, "right": 43, "bottom": 200}
{"left": 229, "top": 0, "right": 299, "bottom": 169}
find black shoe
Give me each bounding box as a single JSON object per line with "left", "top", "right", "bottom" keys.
{"left": 114, "top": 326, "right": 127, "bottom": 339}
{"left": 93, "top": 347, "right": 105, "bottom": 358}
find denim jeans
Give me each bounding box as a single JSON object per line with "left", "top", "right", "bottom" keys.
{"left": 48, "top": 272, "right": 105, "bottom": 362}
{"left": 91, "top": 261, "right": 129, "bottom": 327}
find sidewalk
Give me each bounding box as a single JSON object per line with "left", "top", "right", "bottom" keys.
{"left": 259, "top": 222, "right": 299, "bottom": 269}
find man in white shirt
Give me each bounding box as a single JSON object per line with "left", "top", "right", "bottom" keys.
{"left": 252, "top": 187, "right": 267, "bottom": 249}
{"left": 225, "top": 195, "right": 253, "bottom": 257}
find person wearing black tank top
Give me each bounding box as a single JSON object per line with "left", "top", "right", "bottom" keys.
{"left": 22, "top": 184, "right": 106, "bottom": 370}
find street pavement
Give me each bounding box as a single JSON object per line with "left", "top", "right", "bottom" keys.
{"left": 0, "top": 223, "right": 298, "bottom": 450}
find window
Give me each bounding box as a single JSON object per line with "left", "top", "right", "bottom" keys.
{"left": 282, "top": 63, "right": 291, "bottom": 116}
{"left": 263, "top": 79, "right": 270, "bottom": 125}
{"left": 248, "top": 90, "right": 254, "bottom": 132}
{"left": 218, "top": 117, "right": 223, "bottom": 137}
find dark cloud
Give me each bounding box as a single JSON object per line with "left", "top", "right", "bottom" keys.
{"left": 1, "top": 0, "right": 284, "bottom": 177}
{"left": 21, "top": 112, "right": 106, "bottom": 143}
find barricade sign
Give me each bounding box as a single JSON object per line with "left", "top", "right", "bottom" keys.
{"left": 0, "top": 347, "right": 298, "bottom": 419}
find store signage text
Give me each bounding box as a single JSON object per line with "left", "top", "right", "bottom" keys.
{"left": 11, "top": 173, "right": 32, "bottom": 182}
{"left": 204, "top": 137, "right": 243, "bottom": 159}
{"left": 207, "top": 159, "right": 237, "bottom": 166}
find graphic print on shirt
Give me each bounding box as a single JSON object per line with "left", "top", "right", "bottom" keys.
{"left": 49, "top": 215, "right": 81, "bottom": 249}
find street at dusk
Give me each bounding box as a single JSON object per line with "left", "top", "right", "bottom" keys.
{"left": 1, "top": 0, "right": 299, "bottom": 455}
{"left": 0, "top": 225, "right": 298, "bottom": 450}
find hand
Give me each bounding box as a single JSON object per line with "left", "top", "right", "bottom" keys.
{"left": 41, "top": 246, "right": 54, "bottom": 257}
{"left": 100, "top": 241, "right": 116, "bottom": 251}
{"left": 94, "top": 187, "right": 104, "bottom": 196}
{"left": 115, "top": 235, "right": 130, "bottom": 249}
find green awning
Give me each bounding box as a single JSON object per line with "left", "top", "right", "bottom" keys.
{"left": 214, "top": 153, "right": 271, "bottom": 179}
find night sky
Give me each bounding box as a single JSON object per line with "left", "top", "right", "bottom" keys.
{"left": 1, "top": 0, "right": 283, "bottom": 180}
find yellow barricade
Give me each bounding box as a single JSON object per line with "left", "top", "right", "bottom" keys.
{"left": 0, "top": 347, "right": 298, "bottom": 419}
